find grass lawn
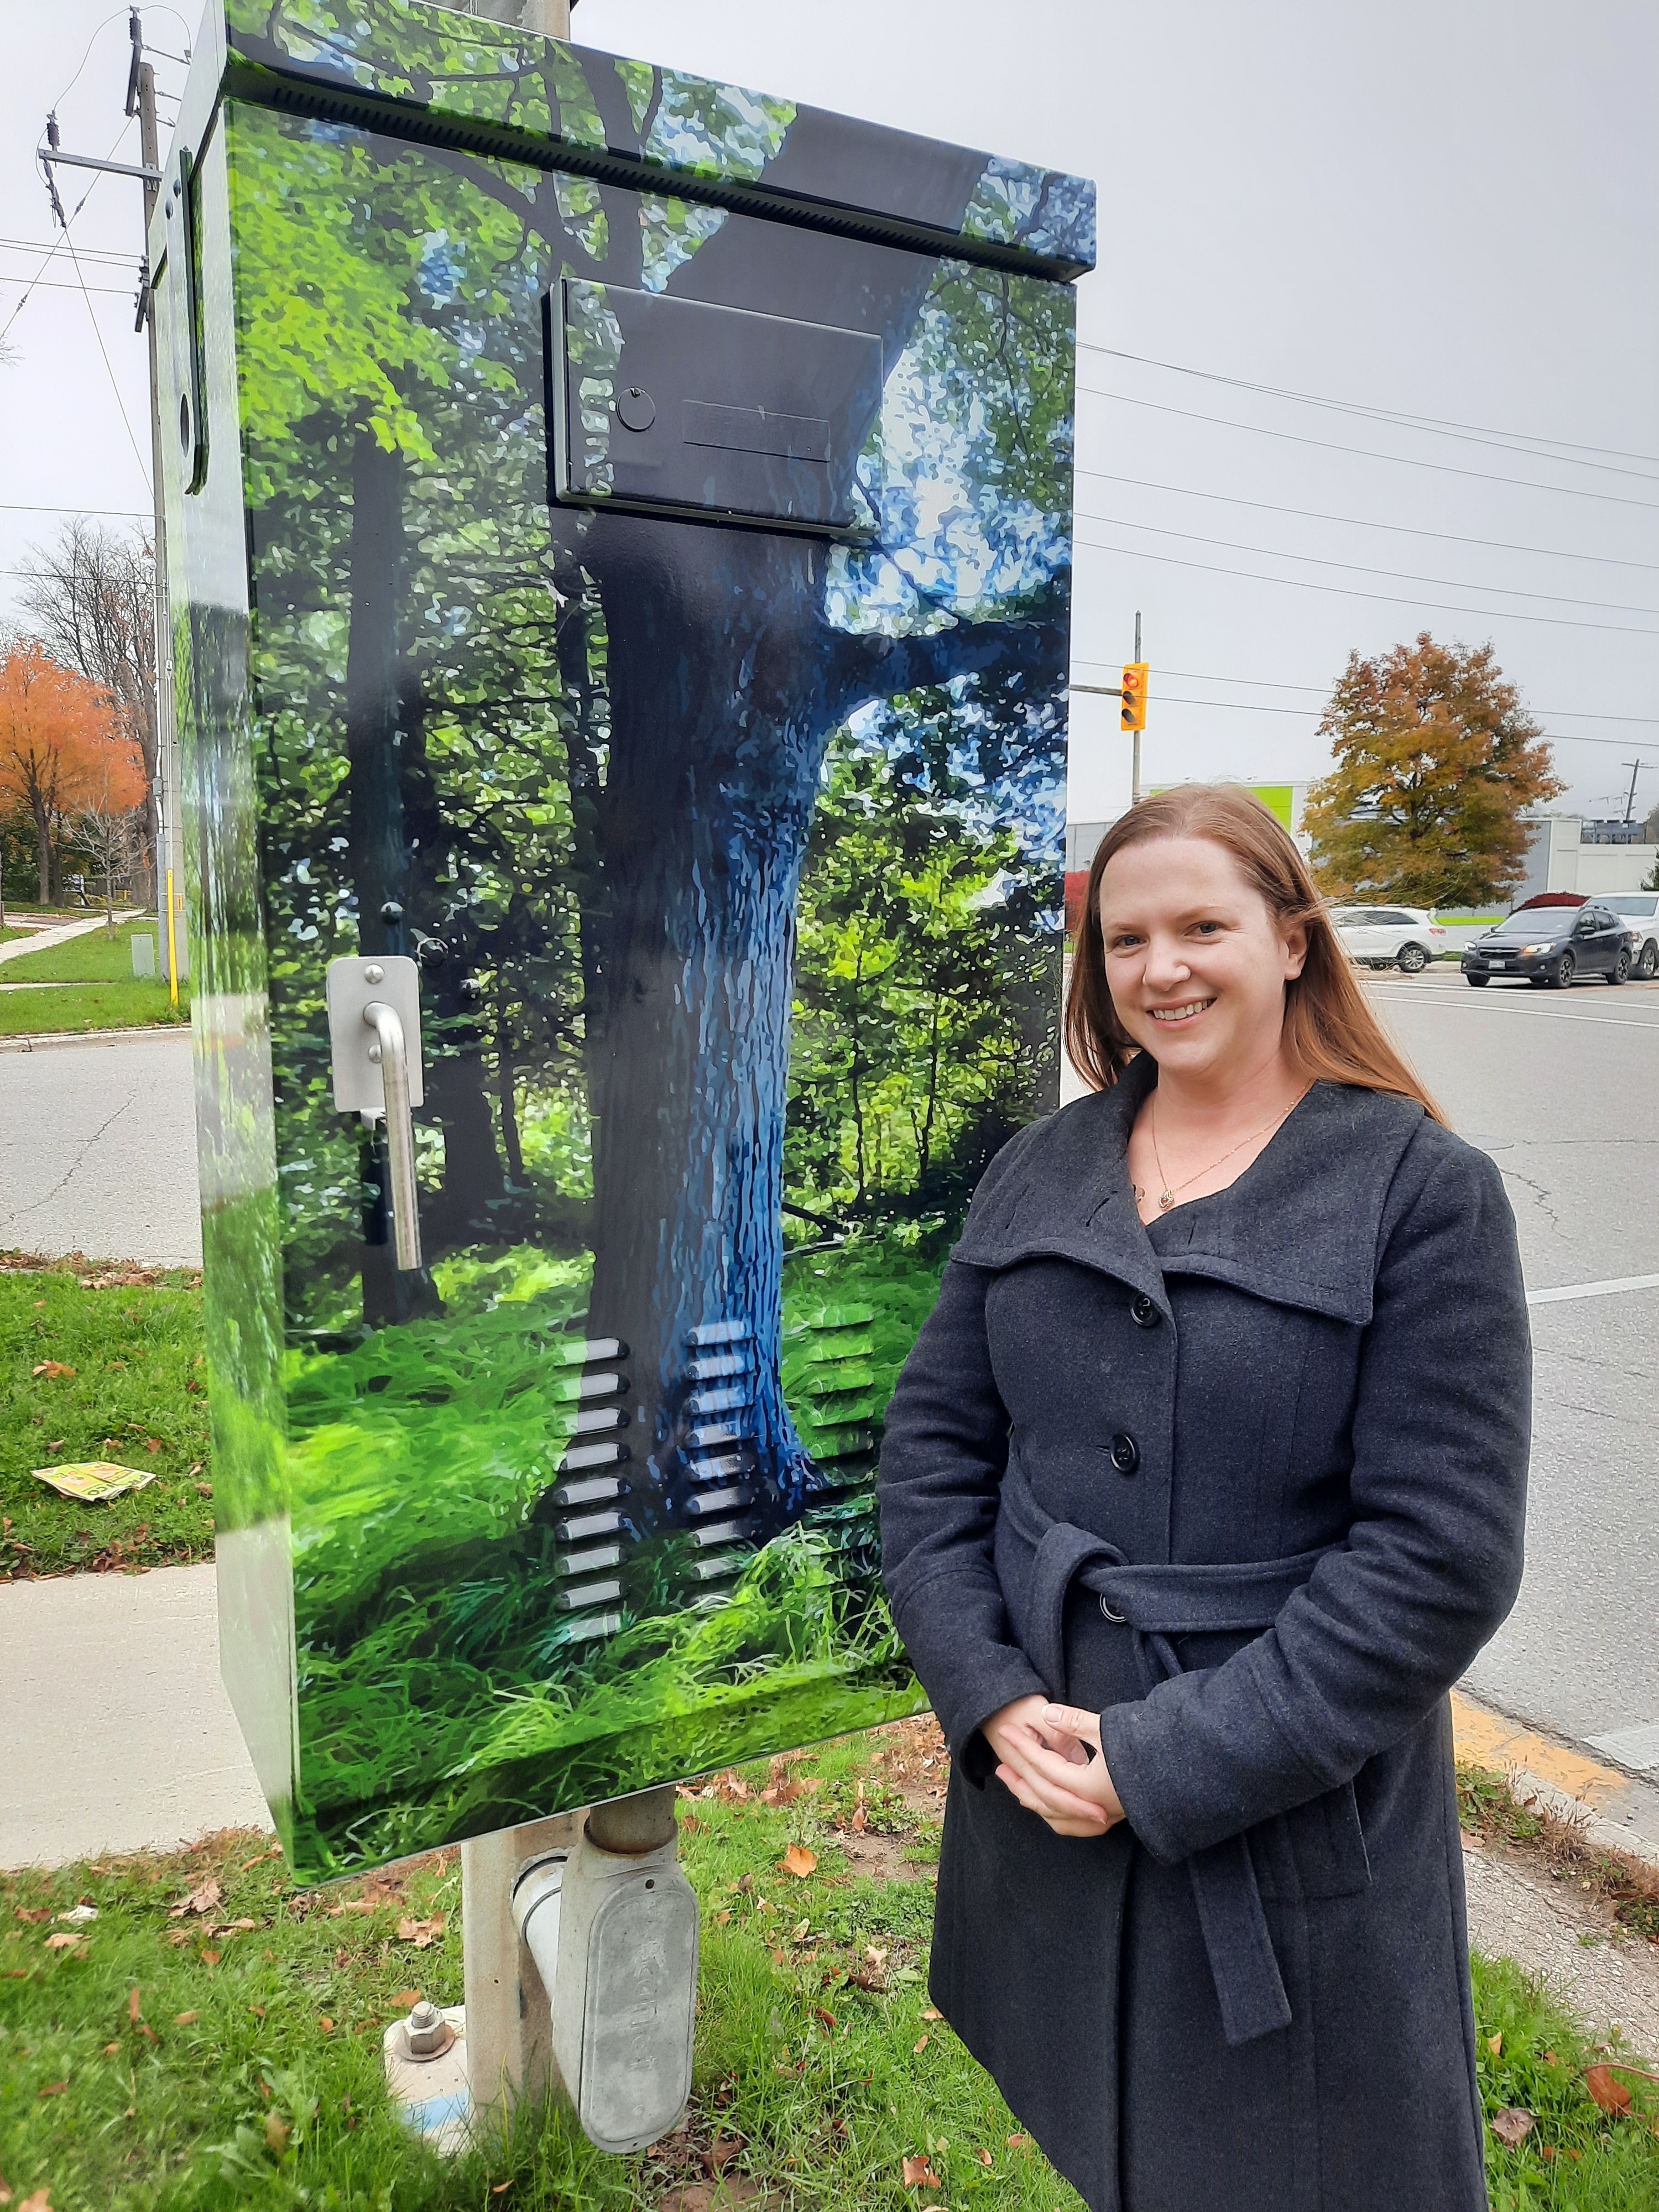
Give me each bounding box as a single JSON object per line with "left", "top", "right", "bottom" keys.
{"left": 0, "top": 917, "right": 188, "bottom": 1033}
{"left": 1, "top": 918, "right": 161, "bottom": 985}
{"left": 0, "top": 1260, "right": 213, "bottom": 1579}
{"left": 0, "top": 982, "right": 189, "bottom": 1036}
{"left": 1, "top": 1725, "right": 1655, "bottom": 2212}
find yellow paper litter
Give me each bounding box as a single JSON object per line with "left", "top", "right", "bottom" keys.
{"left": 30, "top": 1461, "right": 158, "bottom": 1503}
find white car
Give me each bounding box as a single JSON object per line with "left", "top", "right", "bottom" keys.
{"left": 1598, "top": 893, "right": 1659, "bottom": 979}
{"left": 1330, "top": 905, "right": 1446, "bottom": 974}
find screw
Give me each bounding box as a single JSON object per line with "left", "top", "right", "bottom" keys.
{"left": 363, "top": 963, "right": 384, "bottom": 984}
{"left": 367, "top": 1042, "right": 382, "bottom": 1064}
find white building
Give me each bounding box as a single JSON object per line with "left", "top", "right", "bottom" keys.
{"left": 1515, "top": 816, "right": 1658, "bottom": 901}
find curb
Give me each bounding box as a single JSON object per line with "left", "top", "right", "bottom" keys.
{"left": 1453, "top": 1691, "right": 1659, "bottom": 1879}
{"left": 0, "top": 1025, "right": 191, "bottom": 1055}
{"left": 1502, "top": 1765, "right": 1659, "bottom": 1881}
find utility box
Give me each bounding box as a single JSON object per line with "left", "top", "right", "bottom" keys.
{"left": 153, "top": 0, "right": 1093, "bottom": 1880}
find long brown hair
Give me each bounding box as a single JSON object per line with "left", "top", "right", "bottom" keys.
{"left": 1064, "top": 784, "right": 1446, "bottom": 1123}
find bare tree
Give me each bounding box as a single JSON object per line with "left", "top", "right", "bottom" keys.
{"left": 21, "top": 520, "right": 159, "bottom": 902}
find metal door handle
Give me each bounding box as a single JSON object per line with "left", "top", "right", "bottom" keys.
{"left": 363, "top": 1000, "right": 422, "bottom": 1271}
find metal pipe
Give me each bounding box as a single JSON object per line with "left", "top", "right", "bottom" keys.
{"left": 363, "top": 1000, "right": 422, "bottom": 1270}
{"left": 586, "top": 1785, "right": 678, "bottom": 1855}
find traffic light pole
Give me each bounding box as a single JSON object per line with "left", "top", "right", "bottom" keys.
{"left": 1131, "top": 609, "right": 1142, "bottom": 803}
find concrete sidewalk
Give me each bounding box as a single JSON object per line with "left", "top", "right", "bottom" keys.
{"left": 0, "top": 1563, "right": 269, "bottom": 1866}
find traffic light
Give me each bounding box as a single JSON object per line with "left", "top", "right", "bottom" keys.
{"left": 1121, "top": 662, "right": 1149, "bottom": 732}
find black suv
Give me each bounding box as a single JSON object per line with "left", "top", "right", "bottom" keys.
{"left": 1462, "top": 902, "right": 1632, "bottom": 988}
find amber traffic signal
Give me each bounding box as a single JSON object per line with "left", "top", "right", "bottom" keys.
{"left": 1120, "top": 662, "right": 1149, "bottom": 732}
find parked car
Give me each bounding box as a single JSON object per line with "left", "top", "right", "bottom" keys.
{"left": 1460, "top": 901, "right": 1633, "bottom": 988}
{"left": 1597, "top": 892, "right": 1659, "bottom": 979}
{"left": 1330, "top": 905, "right": 1446, "bottom": 973}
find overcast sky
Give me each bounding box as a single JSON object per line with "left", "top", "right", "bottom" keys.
{"left": 3, "top": 0, "right": 1655, "bottom": 823}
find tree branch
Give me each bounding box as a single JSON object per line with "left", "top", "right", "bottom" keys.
{"left": 825, "top": 604, "right": 1067, "bottom": 726}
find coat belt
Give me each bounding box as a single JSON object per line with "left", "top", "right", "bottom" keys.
{"left": 998, "top": 1456, "right": 1345, "bottom": 2048}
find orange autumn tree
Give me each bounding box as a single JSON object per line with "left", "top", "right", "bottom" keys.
{"left": 0, "top": 639, "right": 144, "bottom": 903}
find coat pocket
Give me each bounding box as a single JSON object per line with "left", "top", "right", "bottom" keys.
{"left": 1250, "top": 1777, "right": 1372, "bottom": 1901}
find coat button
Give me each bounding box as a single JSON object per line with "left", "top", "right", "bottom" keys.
{"left": 1109, "top": 1432, "right": 1139, "bottom": 1475}
{"left": 1129, "top": 1293, "right": 1160, "bottom": 1329}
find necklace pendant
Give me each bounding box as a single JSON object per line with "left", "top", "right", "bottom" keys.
{"left": 1158, "top": 1190, "right": 1175, "bottom": 1212}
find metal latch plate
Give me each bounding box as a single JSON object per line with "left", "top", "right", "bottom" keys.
{"left": 326, "top": 956, "right": 424, "bottom": 1114}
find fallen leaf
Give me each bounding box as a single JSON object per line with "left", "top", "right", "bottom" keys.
{"left": 103, "top": 2041, "right": 119, "bottom": 2055}
{"left": 143, "top": 1439, "right": 162, "bottom": 1454}
{"left": 395, "top": 1914, "right": 446, "bottom": 1948}
{"left": 18, "top": 2195, "right": 51, "bottom": 2212}
{"left": 129, "top": 1987, "right": 141, "bottom": 2025}
{"left": 921, "top": 2006, "right": 942, "bottom": 2021}
{"left": 264, "top": 2112, "right": 290, "bottom": 2155}
{"left": 815, "top": 2007, "right": 838, "bottom": 2032}
{"left": 901, "top": 2154, "right": 942, "bottom": 2188}
{"left": 392, "top": 1989, "right": 421, "bottom": 2008}
{"left": 1006, "top": 2133, "right": 1029, "bottom": 2148}
{"left": 32, "top": 1363, "right": 75, "bottom": 1379}
{"left": 780, "top": 1845, "right": 817, "bottom": 1880}
{"left": 43, "top": 1934, "right": 83, "bottom": 1952}
{"left": 1585, "top": 2064, "right": 1634, "bottom": 2116}
{"left": 38, "top": 2083, "right": 66, "bottom": 2098}
{"left": 195, "top": 1481, "right": 213, "bottom": 1497}
{"left": 714, "top": 1909, "right": 731, "bottom": 1926}
{"left": 1491, "top": 2109, "right": 1535, "bottom": 2148}
{"left": 851, "top": 1805, "right": 868, "bottom": 1832}
{"left": 168, "top": 1878, "right": 221, "bottom": 1919}
{"left": 200, "top": 1950, "right": 221, "bottom": 1967}
{"left": 864, "top": 1944, "right": 888, "bottom": 1966}
{"left": 319, "top": 2016, "right": 335, "bottom": 2034}
{"left": 173, "top": 2010, "right": 199, "bottom": 2026}
{"left": 1486, "top": 2032, "right": 1502, "bottom": 2058}
{"left": 705, "top": 2134, "right": 742, "bottom": 2171}
{"left": 45, "top": 1441, "right": 64, "bottom": 1453}
{"left": 976, "top": 2148, "right": 994, "bottom": 2167}
{"left": 912, "top": 2033, "right": 930, "bottom": 2053}
{"left": 14, "top": 1910, "right": 50, "bottom": 1926}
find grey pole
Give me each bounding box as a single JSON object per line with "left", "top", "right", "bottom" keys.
{"left": 138, "top": 58, "right": 185, "bottom": 975}
{"left": 1132, "top": 608, "right": 1142, "bottom": 805}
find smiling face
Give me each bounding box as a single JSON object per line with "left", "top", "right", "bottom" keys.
{"left": 1096, "top": 834, "right": 1308, "bottom": 1087}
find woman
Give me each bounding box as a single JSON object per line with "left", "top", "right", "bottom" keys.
{"left": 878, "top": 784, "right": 1530, "bottom": 2212}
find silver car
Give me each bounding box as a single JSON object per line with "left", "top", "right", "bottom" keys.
{"left": 1598, "top": 893, "right": 1659, "bottom": 979}
{"left": 1331, "top": 905, "right": 1446, "bottom": 975}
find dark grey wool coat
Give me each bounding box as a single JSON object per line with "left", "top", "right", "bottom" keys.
{"left": 878, "top": 1052, "right": 1531, "bottom": 2212}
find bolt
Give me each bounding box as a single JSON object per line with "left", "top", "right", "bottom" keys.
{"left": 403, "top": 1997, "right": 454, "bottom": 2061}
{"left": 363, "top": 963, "right": 384, "bottom": 984}
{"left": 367, "top": 1042, "right": 382, "bottom": 1063}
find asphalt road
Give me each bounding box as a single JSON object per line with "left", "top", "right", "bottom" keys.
{"left": 0, "top": 1028, "right": 202, "bottom": 1269}
{"left": 1360, "top": 965, "right": 1659, "bottom": 1776}
{"left": 2, "top": 980, "right": 1654, "bottom": 1781}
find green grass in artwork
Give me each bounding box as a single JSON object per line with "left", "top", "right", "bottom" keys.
{"left": 2, "top": 1725, "right": 1652, "bottom": 2212}
{"left": 0, "top": 1260, "right": 213, "bottom": 1579}
{"left": 0, "top": 981, "right": 190, "bottom": 1034}
{"left": 280, "top": 1232, "right": 948, "bottom": 1877}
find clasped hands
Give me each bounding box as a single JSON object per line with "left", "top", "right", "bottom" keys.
{"left": 982, "top": 1694, "right": 1125, "bottom": 1838}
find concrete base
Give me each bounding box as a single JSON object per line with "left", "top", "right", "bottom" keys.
{"left": 461, "top": 1813, "right": 580, "bottom": 2150}
{"left": 384, "top": 2004, "right": 469, "bottom": 2156}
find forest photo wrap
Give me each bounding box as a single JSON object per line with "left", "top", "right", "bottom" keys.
{"left": 172, "top": 0, "right": 1089, "bottom": 1877}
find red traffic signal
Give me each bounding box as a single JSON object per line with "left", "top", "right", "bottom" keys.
{"left": 1120, "top": 663, "right": 1149, "bottom": 732}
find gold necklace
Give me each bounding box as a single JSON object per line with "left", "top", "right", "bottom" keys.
{"left": 1144, "top": 1089, "right": 1309, "bottom": 1213}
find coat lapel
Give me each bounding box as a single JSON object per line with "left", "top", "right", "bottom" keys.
{"left": 954, "top": 1059, "right": 1428, "bottom": 1327}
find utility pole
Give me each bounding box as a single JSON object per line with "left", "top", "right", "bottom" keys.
{"left": 1132, "top": 609, "right": 1142, "bottom": 804}
{"left": 132, "top": 19, "right": 186, "bottom": 991}
{"left": 1621, "top": 759, "right": 1641, "bottom": 826}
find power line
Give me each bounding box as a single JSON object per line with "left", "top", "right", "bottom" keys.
{"left": 1075, "top": 535, "right": 1659, "bottom": 638}
{"left": 1071, "top": 659, "right": 1659, "bottom": 723}
{"left": 0, "top": 500, "right": 149, "bottom": 517}
{"left": 65, "top": 234, "right": 150, "bottom": 493}
{"left": 1, "top": 276, "right": 140, "bottom": 298}
{"left": 1076, "top": 511, "right": 1659, "bottom": 618}
{"left": 0, "top": 236, "right": 137, "bottom": 266}
{"left": 1076, "top": 387, "right": 1659, "bottom": 513}
{"left": 1077, "top": 343, "right": 1659, "bottom": 476}
{"left": 1073, "top": 469, "right": 1659, "bottom": 575}
{"left": 1067, "top": 690, "right": 1659, "bottom": 751}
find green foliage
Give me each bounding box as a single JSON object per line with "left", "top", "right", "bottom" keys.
{"left": 1307, "top": 633, "right": 1564, "bottom": 909}
{"left": 0, "top": 1263, "right": 212, "bottom": 1579}
{"left": 788, "top": 718, "right": 1057, "bottom": 1224}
